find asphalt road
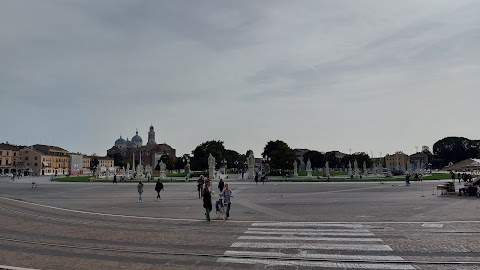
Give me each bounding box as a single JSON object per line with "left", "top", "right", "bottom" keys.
{"left": 1, "top": 177, "right": 480, "bottom": 270}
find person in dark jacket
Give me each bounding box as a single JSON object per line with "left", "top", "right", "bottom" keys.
{"left": 155, "top": 180, "right": 164, "bottom": 200}
{"left": 197, "top": 175, "right": 205, "bottom": 198}
{"left": 218, "top": 178, "right": 225, "bottom": 193}
{"left": 202, "top": 185, "right": 212, "bottom": 221}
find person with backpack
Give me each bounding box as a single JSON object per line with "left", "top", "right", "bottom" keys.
{"left": 155, "top": 180, "right": 164, "bottom": 200}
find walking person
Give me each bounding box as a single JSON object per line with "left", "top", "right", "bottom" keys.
{"left": 223, "top": 183, "right": 234, "bottom": 219}
{"left": 202, "top": 184, "right": 212, "bottom": 221}
{"left": 405, "top": 174, "right": 410, "bottom": 186}
{"left": 218, "top": 178, "right": 225, "bottom": 193}
{"left": 261, "top": 173, "right": 266, "bottom": 185}
{"left": 113, "top": 174, "right": 117, "bottom": 184}
{"left": 254, "top": 172, "right": 259, "bottom": 185}
{"left": 197, "top": 175, "right": 205, "bottom": 198}
{"left": 155, "top": 179, "right": 164, "bottom": 200}
{"left": 137, "top": 181, "right": 144, "bottom": 202}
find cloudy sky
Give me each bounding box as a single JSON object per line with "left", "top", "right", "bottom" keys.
{"left": 1, "top": 0, "right": 479, "bottom": 157}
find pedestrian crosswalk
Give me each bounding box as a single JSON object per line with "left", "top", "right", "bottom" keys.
{"left": 217, "top": 222, "right": 415, "bottom": 269}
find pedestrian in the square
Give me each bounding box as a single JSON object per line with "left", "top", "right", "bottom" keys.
{"left": 137, "top": 181, "right": 144, "bottom": 202}
{"left": 202, "top": 185, "right": 212, "bottom": 221}
{"left": 113, "top": 174, "right": 117, "bottom": 184}
{"left": 197, "top": 175, "right": 205, "bottom": 198}
{"left": 218, "top": 178, "right": 225, "bottom": 193}
{"left": 254, "top": 172, "right": 259, "bottom": 185}
{"left": 155, "top": 179, "right": 164, "bottom": 200}
{"left": 261, "top": 173, "right": 266, "bottom": 185}
{"left": 405, "top": 174, "right": 411, "bottom": 186}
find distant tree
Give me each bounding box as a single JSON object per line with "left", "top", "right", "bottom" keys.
{"left": 89, "top": 154, "right": 99, "bottom": 172}
{"left": 156, "top": 154, "right": 174, "bottom": 170}
{"left": 325, "top": 151, "right": 341, "bottom": 168}
{"left": 190, "top": 140, "right": 225, "bottom": 171}
{"left": 433, "top": 137, "right": 480, "bottom": 165}
{"left": 341, "top": 152, "right": 372, "bottom": 168}
{"left": 174, "top": 154, "right": 189, "bottom": 171}
{"left": 224, "top": 149, "right": 242, "bottom": 169}
{"left": 262, "top": 140, "right": 296, "bottom": 171}
{"left": 108, "top": 153, "right": 125, "bottom": 168}
{"left": 303, "top": 150, "right": 326, "bottom": 169}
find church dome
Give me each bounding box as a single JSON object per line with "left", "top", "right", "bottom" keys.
{"left": 131, "top": 130, "right": 143, "bottom": 147}
{"left": 114, "top": 136, "right": 126, "bottom": 147}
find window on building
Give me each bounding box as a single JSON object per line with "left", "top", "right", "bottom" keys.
{"left": 14, "top": 152, "right": 16, "bottom": 157}
{"left": 13, "top": 161, "right": 16, "bottom": 165}
{"left": 35, "top": 156, "right": 38, "bottom": 160}
{"left": 25, "top": 157, "right": 29, "bottom": 161}
{"left": 34, "top": 163, "right": 38, "bottom": 167}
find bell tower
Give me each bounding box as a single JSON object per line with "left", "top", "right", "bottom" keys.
{"left": 147, "top": 125, "right": 156, "bottom": 145}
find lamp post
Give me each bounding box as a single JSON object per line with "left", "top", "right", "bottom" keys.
{"left": 234, "top": 160, "right": 239, "bottom": 176}
{"left": 222, "top": 158, "right": 227, "bottom": 175}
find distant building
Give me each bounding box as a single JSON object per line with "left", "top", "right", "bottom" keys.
{"left": 21, "top": 144, "right": 70, "bottom": 176}
{"left": 69, "top": 154, "right": 83, "bottom": 175}
{"left": 409, "top": 152, "right": 428, "bottom": 170}
{"left": 82, "top": 155, "right": 91, "bottom": 174}
{"left": 97, "top": 156, "right": 114, "bottom": 170}
{"left": 0, "top": 142, "right": 25, "bottom": 174}
{"left": 107, "top": 125, "right": 176, "bottom": 169}
{"left": 385, "top": 152, "right": 410, "bottom": 171}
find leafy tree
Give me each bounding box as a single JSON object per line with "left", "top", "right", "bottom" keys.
{"left": 262, "top": 140, "right": 296, "bottom": 171}
{"left": 155, "top": 154, "right": 174, "bottom": 170}
{"left": 303, "top": 150, "right": 326, "bottom": 169}
{"left": 341, "top": 152, "right": 372, "bottom": 168}
{"left": 174, "top": 154, "right": 189, "bottom": 170}
{"left": 190, "top": 140, "right": 225, "bottom": 171}
{"left": 433, "top": 137, "right": 480, "bottom": 165}
{"left": 89, "top": 154, "right": 99, "bottom": 171}
{"left": 108, "top": 153, "right": 125, "bottom": 168}
{"left": 224, "top": 149, "right": 242, "bottom": 169}
{"left": 325, "top": 151, "right": 341, "bottom": 168}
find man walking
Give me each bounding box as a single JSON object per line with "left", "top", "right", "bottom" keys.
{"left": 113, "top": 174, "right": 117, "bottom": 184}
{"left": 197, "top": 175, "right": 205, "bottom": 198}
{"left": 155, "top": 180, "right": 164, "bottom": 200}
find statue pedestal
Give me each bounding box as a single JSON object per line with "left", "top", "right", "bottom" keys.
{"left": 209, "top": 167, "right": 215, "bottom": 180}
{"left": 306, "top": 170, "right": 313, "bottom": 179}
{"left": 159, "top": 170, "right": 166, "bottom": 180}
{"left": 248, "top": 166, "right": 254, "bottom": 179}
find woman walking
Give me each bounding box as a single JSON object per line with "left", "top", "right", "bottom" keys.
{"left": 155, "top": 180, "right": 164, "bottom": 200}
{"left": 202, "top": 184, "right": 212, "bottom": 221}
{"left": 137, "top": 181, "right": 144, "bottom": 202}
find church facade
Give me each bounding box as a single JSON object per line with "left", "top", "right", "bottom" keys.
{"left": 107, "top": 126, "right": 176, "bottom": 169}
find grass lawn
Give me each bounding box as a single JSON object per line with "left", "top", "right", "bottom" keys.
{"left": 53, "top": 175, "right": 93, "bottom": 182}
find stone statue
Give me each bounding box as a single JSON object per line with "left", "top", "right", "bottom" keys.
{"left": 293, "top": 160, "right": 298, "bottom": 177}
{"left": 354, "top": 159, "right": 359, "bottom": 179}
{"left": 325, "top": 161, "right": 330, "bottom": 178}
{"left": 306, "top": 158, "right": 312, "bottom": 179}
{"left": 348, "top": 161, "right": 352, "bottom": 178}
{"left": 247, "top": 152, "right": 255, "bottom": 179}
{"left": 363, "top": 161, "right": 368, "bottom": 177}
{"left": 208, "top": 154, "right": 216, "bottom": 180}
{"left": 159, "top": 162, "right": 166, "bottom": 180}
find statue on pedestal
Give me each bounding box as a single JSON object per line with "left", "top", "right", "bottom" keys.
{"left": 306, "top": 158, "right": 312, "bottom": 179}
{"left": 293, "top": 160, "right": 298, "bottom": 177}
{"left": 208, "top": 154, "right": 216, "bottom": 180}
{"left": 248, "top": 152, "right": 255, "bottom": 179}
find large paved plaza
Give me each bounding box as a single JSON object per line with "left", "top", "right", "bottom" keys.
{"left": 1, "top": 177, "right": 480, "bottom": 270}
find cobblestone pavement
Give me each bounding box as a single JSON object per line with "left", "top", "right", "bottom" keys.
{"left": 1, "top": 180, "right": 479, "bottom": 269}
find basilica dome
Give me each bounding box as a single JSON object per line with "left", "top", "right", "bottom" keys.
{"left": 131, "top": 130, "right": 143, "bottom": 147}
{"left": 114, "top": 136, "right": 126, "bottom": 147}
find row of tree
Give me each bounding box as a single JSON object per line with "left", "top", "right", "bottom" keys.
{"left": 107, "top": 136, "right": 480, "bottom": 172}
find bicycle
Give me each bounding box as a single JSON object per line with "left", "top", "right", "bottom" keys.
{"left": 216, "top": 198, "right": 227, "bottom": 220}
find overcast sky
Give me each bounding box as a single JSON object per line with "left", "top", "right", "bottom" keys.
{"left": 1, "top": 0, "right": 479, "bottom": 158}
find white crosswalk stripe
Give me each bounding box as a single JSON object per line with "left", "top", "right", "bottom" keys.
{"left": 217, "top": 222, "right": 415, "bottom": 270}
